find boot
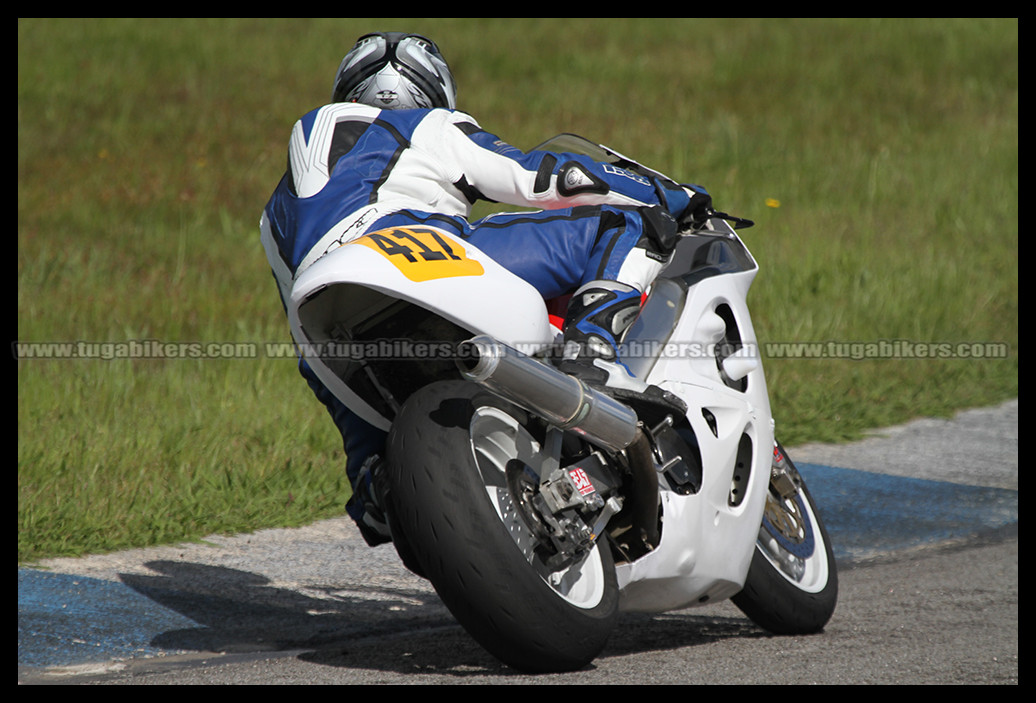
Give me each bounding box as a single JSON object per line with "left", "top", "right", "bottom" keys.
{"left": 559, "top": 280, "right": 689, "bottom": 424}
{"left": 347, "top": 455, "right": 392, "bottom": 547}
{"left": 558, "top": 280, "right": 642, "bottom": 387}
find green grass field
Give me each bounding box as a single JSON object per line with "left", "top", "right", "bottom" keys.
{"left": 18, "top": 18, "right": 1017, "bottom": 563}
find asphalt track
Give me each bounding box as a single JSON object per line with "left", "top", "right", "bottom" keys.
{"left": 18, "top": 399, "right": 1017, "bottom": 685}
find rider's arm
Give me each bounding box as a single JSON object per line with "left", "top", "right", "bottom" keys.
{"left": 417, "top": 111, "right": 703, "bottom": 220}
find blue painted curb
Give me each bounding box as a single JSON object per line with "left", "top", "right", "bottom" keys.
{"left": 797, "top": 463, "right": 1018, "bottom": 562}
{"left": 18, "top": 568, "right": 198, "bottom": 668}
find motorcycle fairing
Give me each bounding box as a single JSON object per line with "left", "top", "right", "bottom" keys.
{"left": 288, "top": 226, "right": 554, "bottom": 430}
{"left": 614, "top": 226, "right": 773, "bottom": 612}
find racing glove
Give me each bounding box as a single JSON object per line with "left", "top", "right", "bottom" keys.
{"left": 681, "top": 184, "right": 713, "bottom": 225}
{"left": 652, "top": 177, "right": 712, "bottom": 226}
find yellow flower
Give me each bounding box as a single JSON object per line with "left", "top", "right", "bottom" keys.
{"left": 765, "top": 198, "right": 781, "bottom": 208}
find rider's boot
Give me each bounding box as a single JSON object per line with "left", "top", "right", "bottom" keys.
{"left": 347, "top": 455, "right": 392, "bottom": 547}
{"left": 559, "top": 279, "right": 687, "bottom": 420}
{"left": 347, "top": 454, "right": 427, "bottom": 577}
{"left": 558, "top": 280, "right": 647, "bottom": 391}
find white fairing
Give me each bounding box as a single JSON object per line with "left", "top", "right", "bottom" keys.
{"left": 287, "top": 226, "right": 553, "bottom": 431}
{"left": 615, "top": 243, "right": 774, "bottom": 612}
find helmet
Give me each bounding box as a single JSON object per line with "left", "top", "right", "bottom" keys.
{"left": 332, "top": 32, "right": 457, "bottom": 110}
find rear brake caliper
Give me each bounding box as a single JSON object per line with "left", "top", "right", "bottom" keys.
{"left": 508, "top": 450, "right": 622, "bottom": 569}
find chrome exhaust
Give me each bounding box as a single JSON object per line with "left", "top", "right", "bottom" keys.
{"left": 456, "top": 335, "right": 639, "bottom": 453}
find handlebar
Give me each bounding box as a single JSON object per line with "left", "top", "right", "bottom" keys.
{"left": 693, "top": 209, "right": 755, "bottom": 231}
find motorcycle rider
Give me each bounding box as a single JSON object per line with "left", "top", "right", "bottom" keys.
{"left": 260, "top": 32, "right": 712, "bottom": 546}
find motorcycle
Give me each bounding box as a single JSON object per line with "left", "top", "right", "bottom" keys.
{"left": 286, "top": 134, "right": 837, "bottom": 673}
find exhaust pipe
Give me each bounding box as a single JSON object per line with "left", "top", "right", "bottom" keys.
{"left": 456, "top": 335, "right": 639, "bottom": 453}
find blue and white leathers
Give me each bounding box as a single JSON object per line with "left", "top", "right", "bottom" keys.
{"left": 261, "top": 103, "right": 692, "bottom": 302}
{"left": 259, "top": 102, "right": 693, "bottom": 528}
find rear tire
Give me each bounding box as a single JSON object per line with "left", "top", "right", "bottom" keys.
{"left": 384, "top": 380, "right": 619, "bottom": 673}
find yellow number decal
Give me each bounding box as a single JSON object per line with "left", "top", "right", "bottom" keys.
{"left": 350, "top": 226, "right": 485, "bottom": 282}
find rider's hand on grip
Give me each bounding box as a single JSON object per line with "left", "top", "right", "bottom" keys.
{"left": 681, "top": 184, "right": 713, "bottom": 226}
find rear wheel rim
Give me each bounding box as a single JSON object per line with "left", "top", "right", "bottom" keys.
{"left": 469, "top": 406, "right": 607, "bottom": 609}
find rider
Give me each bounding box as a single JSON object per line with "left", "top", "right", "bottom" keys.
{"left": 260, "top": 32, "right": 712, "bottom": 546}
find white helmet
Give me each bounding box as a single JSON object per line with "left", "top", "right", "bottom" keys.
{"left": 332, "top": 32, "right": 457, "bottom": 110}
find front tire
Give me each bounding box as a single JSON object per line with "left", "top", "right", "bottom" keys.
{"left": 384, "top": 380, "right": 619, "bottom": 673}
{"left": 732, "top": 441, "right": 838, "bottom": 634}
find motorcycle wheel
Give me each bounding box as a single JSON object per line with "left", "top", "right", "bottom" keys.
{"left": 384, "top": 380, "right": 619, "bottom": 673}
{"left": 731, "top": 441, "right": 838, "bottom": 634}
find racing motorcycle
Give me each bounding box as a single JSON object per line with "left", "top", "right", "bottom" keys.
{"left": 286, "top": 134, "right": 837, "bottom": 673}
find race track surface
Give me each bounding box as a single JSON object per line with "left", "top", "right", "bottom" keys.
{"left": 18, "top": 400, "right": 1017, "bottom": 684}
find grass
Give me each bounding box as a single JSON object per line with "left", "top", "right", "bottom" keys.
{"left": 17, "top": 18, "right": 1017, "bottom": 563}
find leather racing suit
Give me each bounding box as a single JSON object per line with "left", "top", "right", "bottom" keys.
{"left": 260, "top": 102, "right": 700, "bottom": 538}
